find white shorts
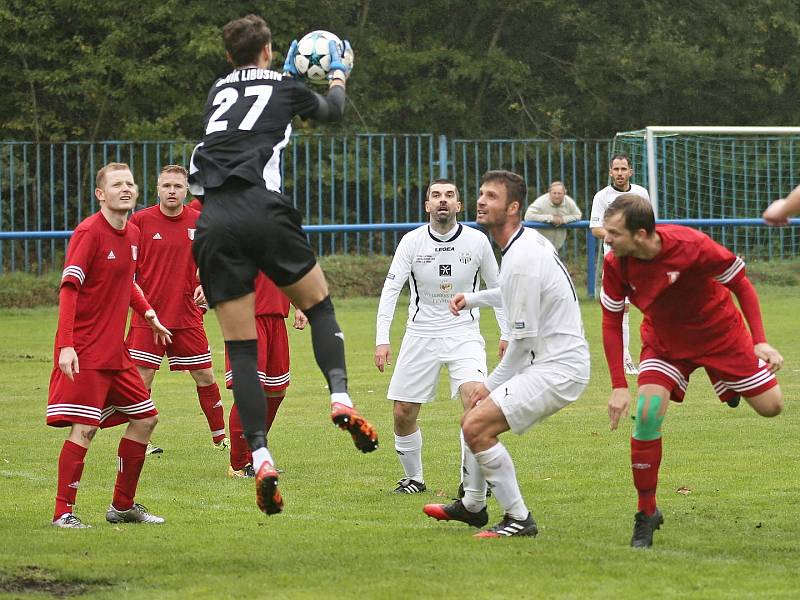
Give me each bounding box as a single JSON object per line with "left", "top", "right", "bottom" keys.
{"left": 489, "top": 366, "right": 587, "bottom": 435}
{"left": 387, "top": 333, "right": 487, "bottom": 403}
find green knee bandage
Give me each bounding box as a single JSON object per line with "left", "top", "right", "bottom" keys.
{"left": 632, "top": 394, "right": 664, "bottom": 441}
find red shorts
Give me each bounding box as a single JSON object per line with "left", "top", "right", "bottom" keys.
{"left": 638, "top": 334, "right": 778, "bottom": 403}
{"left": 126, "top": 325, "right": 212, "bottom": 371}
{"left": 225, "top": 314, "right": 290, "bottom": 392}
{"left": 47, "top": 365, "right": 158, "bottom": 428}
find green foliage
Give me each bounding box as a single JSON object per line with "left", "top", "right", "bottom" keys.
{"left": 4, "top": 1, "right": 800, "bottom": 140}
{"left": 0, "top": 271, "right": 60, "bottom": 308}
{"left": 318, "top": 253, "right": 393, "bottom": 297}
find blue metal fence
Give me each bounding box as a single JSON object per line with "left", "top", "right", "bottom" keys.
{"left": 2, "top": 136, "right": 798, "bottom": 283}
{"left": 613, "top": 131, "right": 800, "bottom": 260}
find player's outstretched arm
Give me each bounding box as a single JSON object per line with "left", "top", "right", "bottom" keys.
{"left": 307, "top": 40, "right": 353, "bottom": 123}
{"left": 374, "top": 344, "right": 391, "bottom": 373}
{"left": 724, "top": 275, "right": 781, "bottom": 371}
{"left": 449, "top": 293, "right": 467, "bottom": 315}
{"left": 144, "top": 310, "right": 172, "bottom": 346}
{"left": 293, "top": 308, "right": 308, "bottom": 330}
{"left": 608, "top": 388, "right": 632, "bottom": 431}
{"left": 754, "top": 343, "right": 784, "bottom": 374}
{"left": 58, "top": 347, "right": 80, "bottom": 381}
{"left": 281, "top": 39, "right": 299, "bottom": 78}
{"left": 763, "top": 185, "right": 800, "bottom": 225}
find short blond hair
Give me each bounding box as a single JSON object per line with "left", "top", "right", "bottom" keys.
{"left": 159, "top": 164, "right": 188, "bottom": 179}
{"left": 96, "top": 162, "right": 132, "bottom": 189}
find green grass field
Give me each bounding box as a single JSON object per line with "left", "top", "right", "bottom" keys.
{"left": 1, "top": 289, "right": 798, "bottom": 599}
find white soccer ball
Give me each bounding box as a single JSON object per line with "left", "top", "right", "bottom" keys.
{"left": 293, "top": 30, "right": 353, "bottom": 85}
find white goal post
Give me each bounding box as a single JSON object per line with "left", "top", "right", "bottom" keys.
{"left": 642, "top": 126, "right": 800, "bottom": 218}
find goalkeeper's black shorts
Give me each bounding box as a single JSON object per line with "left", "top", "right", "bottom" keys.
{"left": 193, "top": 178, "right": 316, "bottom": 308}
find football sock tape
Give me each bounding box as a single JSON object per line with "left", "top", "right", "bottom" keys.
{"left": 633, "top": 394, "right": 664, "bottom": 441}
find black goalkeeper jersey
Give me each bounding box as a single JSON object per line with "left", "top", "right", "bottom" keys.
{"left": 189, "top": 68, "right": 320, "bottom": 193}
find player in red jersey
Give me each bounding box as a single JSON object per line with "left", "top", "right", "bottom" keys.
{"left": 225, "top": 274, "right": 307, "bottom": 477}
{"left": 48, "top": 162, "right": 172, "bottom": 528}
{"left": 601, "top": 194, "right": 784, "bottom": 548}
{"left": 126, "top": 165, "right": 227, "bottom": 452}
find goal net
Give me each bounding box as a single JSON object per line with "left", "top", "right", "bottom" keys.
{"left": 612, "top": 126, "right": 800, "bottom": 260}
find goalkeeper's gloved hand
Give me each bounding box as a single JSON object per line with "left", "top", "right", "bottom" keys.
{"left": 327, "top": 39, "right": 353, "bottom": 82}
{"left": 282, "top": 40, "right": 299, "bottom": 78}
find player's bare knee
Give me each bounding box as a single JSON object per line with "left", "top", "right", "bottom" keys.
{"left": 73, "top": 425, "right": 99, "bottom": 445}
{"left": 461, "top": 414, "right": 485, "bottom": 450}
{"left": 749, "top": 388, "right": 783, "bottom": 417}
{"left": 191, "top": 368, "right": 215, "bottom": 387}
{"left": 136, "top": 415, "right": 159, "bottom": 434}
{"left": 393, "top": 401, "right": 419, "bottom": 429}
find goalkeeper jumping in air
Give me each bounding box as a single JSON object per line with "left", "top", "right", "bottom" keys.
{"left": 189, "top": 14, "right": 377, "bottom": 517}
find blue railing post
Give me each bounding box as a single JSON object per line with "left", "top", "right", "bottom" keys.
{"left": 586, "top": 232, "right": 597, "bottom": 298}
{"left": 438, "top": 134, "right": 448, "bottom": 178}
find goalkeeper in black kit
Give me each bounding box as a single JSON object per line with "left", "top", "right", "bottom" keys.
{"left": 189, "top": 14, "right": 378, "bottom": 516}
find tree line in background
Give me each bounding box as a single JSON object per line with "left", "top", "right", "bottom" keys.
{"left": 3, "top": 0, "right": 800, "bottom": 142}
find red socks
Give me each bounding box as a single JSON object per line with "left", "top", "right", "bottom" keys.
{"left": 197, "top": 383, "right": 226, "bottom": 443}
{"left": 228, "top": 404, "right": 250, "bottom": 470}
{"left": 112, "top": 437, "right": 147, "bottom": 511}
{"left": 54, "top": 440, "right": 87, "bottom": 519}
{"left": 266, "top": 395, "right": 284, "bottom": 433}
{"left": 631, "top": 437, "right": 662, "bottom": 515}
{"left": 228, "top": 395, "right": 285, "bottom": 470}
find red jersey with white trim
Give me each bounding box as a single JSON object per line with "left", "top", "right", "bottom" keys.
{"left": 58, "top": 212, "right": 140, "bottom": 369}
{"left": 129, "top": 204, "right": 203, "bottom": 329}
{"left": 255, "top": 274, "right": 290, "bottom": 317}
{"left": 601, "top": 224, "right": 748, "bottom": 359}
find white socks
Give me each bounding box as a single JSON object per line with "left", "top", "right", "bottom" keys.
{"left": 331, "top": 392, "right": 353, "bottom": 408}
{"left": 474, "top": 443, "right": 529, "bottom": 520}
{"left": 460, "top": 430, "right": 488, "bottom": 512}
{"left": 394, "top": 429, "right": 423, "bottom": 482}
{"left": 252, "top": 447, "right": 274, "bottom": 474}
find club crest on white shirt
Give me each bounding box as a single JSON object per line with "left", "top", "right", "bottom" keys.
{"left": 458, "top": 252, "right": 472, "bottom": 264}
{"left": 666, "top": 271, "right": 680, "bottom": 284}
{"left": 187, "top": 228, "right": 196, "bottom": 240}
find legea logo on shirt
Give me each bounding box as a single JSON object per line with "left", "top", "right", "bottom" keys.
{"left": 514, "top": 321, "right": 526, "bottom": 329}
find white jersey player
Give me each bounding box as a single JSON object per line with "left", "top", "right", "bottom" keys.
{"left": 589, "top": 153, "right": 650, "bottom": 375}
{"left": 374, "top": 179, "right": 507, "bottom": 494}
{"left": 424, "top": 170, "right": 588, "bottom": 539}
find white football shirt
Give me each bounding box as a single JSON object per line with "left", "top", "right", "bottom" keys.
{"left": 376, "top": 223, "right": 505, "bottom": 345}
{"left": 589, "top": 183, "right": 651, "bottom": 255}
{"left": 463, "top": 227, "right": 589, "bottom": 388}
{"left": 589, "top": 183, "right": 650, "bottom": 229}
